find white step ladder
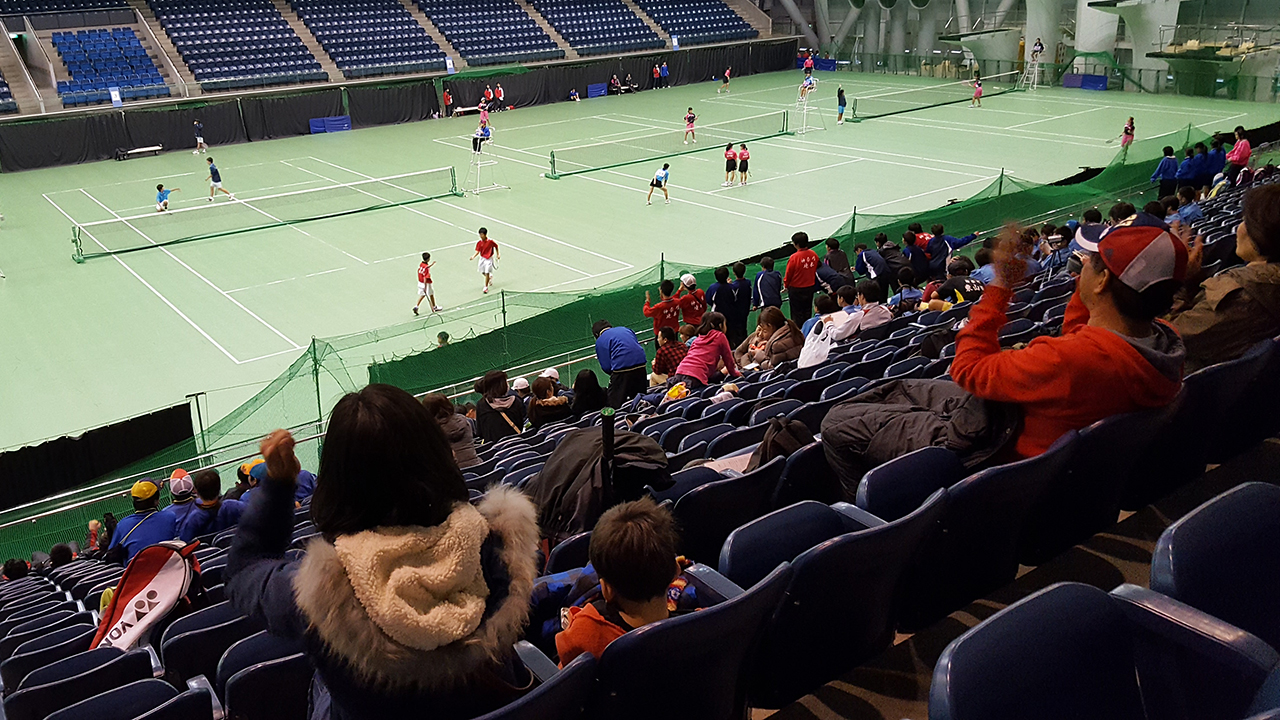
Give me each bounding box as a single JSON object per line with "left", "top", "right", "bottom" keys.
{"left": 464, "top": 146, "right": 508, "bottom": 195}
{"left": 1018, "top": 60, "right": 1041, "bottom": 91}
{"left": 794, "top": 92, "right": 826, "bottom": 135}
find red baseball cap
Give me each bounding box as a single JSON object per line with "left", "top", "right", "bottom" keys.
{"left": 1097, "top": 225, "right": 1187, "bottom": 292}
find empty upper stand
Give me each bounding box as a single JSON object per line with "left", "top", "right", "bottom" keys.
{"left": 53, "top": 28, "right": 170, "bottom": 106}
{"left": 0, "top": 0, "right": 117, "bottom": 10}
{"left": 635, "top": 0, "right": 757, "bottom": 45}
{"left": 529, "top": 0, "right": 663, "bottom": 56}
{"left": 150, "top": 0, "right": 326, "bottom": 91}
{"left": 287, "top": 0, "right": 447, "bottom": 78}
{"left": 415, "top": 0, "right": 562, "bottom": 66}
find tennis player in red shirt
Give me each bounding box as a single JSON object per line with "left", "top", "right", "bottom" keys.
{"left": 413, "top": 251, "right": 441, "bottom": 315}
{"left": 470, "top": 227, "right": 500, "bottom": 294}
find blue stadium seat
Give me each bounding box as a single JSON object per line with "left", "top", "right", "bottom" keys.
{"left": 474, "top": 652, "right": 595, "bottom": 719}
{"left": 723, "top": 494, "right": 945, "bottom": 707}
{"left": 45, "top": 679, "right": 178, "bottom": 720}
{"left": 771, "top": 440, "right": 842, "bottom": 509}
{"left": 672, "top": 456, "right": 785, "bottom": 566}
{"left": 633, "top": 0, "right": 756, "bottom": 46}
{"left": 3, "top": 648, "right": 151, "bottom": 720}
{"left": 1151, "top": 482, "right": 1280, "bottom": 651}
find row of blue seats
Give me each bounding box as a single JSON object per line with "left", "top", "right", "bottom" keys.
{"left": 339, "top": 58, "right": 447, "bottom": 76}
{"left": 58, "top": 75, "right": 165, "bottom": 92}
{"left": 0, "top": 0, "right": 118, "bottom": 9}
{"left": 185, "top": 48, "right": 313, "bottom": 62}
{"left": 200, "top": 69, "right": 328, "bottom": 90}
{"left": 61, "top": 85, "right": 171, "bottom": 105}
{"left": 191, "top": 61, "right": 322, "bottom": 79}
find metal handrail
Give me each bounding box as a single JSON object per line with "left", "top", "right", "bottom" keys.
{"left": 23, "top": 15, "right": 55, "bottom": 85}
{"left": 133, "top": 7, "right": 188, "bottom": 98}
{"left": 5, "top": 19, "right": 44, "bottom": 111}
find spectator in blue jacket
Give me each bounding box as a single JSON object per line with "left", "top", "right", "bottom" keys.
{"left": 727, "top": 262, "right": 754, "bottom": 348}
{"left": 179, "top": 469, "right": 246, "bottom": 540}
{"left": 1176, "top": 146, "right": 1202, "bottom": 189}
{"left": 1205, "top": 139, "right": 1227, "bottom": 182}
{"left": 106, "top": 480, "right": 178, "bottom": 565}
{"left": 161, "top": 470, "right": 206, "bottom": 542}
{"left": 1151, "top": 145, "right": 1179, "bottom": 199}
{"left": 1176, "top": 186, "right": 1204, "bottom": 224}
{"left": 592, "top": 320, "right": 648, "bottom": 408}
{"left": 752, "top": 256, "right": 782, "bottom": 309}
{"left": 930, "top": 224, "right": 979, "bottom": 252}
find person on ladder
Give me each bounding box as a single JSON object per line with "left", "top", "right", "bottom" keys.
{"left": 472, "top": 119, "right": 492, "bottom": 154}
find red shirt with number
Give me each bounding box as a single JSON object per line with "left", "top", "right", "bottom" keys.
{"left": 418, "top": 262, "right": 431, "bottom": 284}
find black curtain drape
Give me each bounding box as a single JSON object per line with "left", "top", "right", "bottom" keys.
{"left": 124, "top": 100, "right": 246, "bottom": 152}
{"left": 0, "top": 112, "right": 130, "bottom": 170}
{"left": 444, "top": 39, "right": 796, "bottom": 112}
{"left": 0, "top": 404, "right": 193, "bottom": 512}
{"left": 347, "top": 80, "right": 440, "bottom": 128}
{"left": 241, "top": 89, "right": 344, "bottom": 140}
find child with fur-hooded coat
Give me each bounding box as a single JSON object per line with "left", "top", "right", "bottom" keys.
{"left": 227, "top": 385, "right": 541, "bottom": 720}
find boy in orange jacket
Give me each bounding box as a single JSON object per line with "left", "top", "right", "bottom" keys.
{"left": 556, "top": 498, "right": 681, "bottom": 665}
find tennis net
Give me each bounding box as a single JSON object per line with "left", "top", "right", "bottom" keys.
{"left": 850, "top": 71, "right": 1021, "bottom": 120}
{"left": 71, "top": 166, "right": 462, "bottom": 262}
{"left": 545, "top": 110, "right": 790, "bottom": 179}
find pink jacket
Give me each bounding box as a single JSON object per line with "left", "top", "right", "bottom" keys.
{"left": 675, "top": 329, "right": 739, "bottom": 384}
{"left": 1227, "top": 139, "right": 1251, "bottom": 166}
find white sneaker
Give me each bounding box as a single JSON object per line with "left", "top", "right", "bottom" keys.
{"left": 837, "top": 120, "right": 844, "bottom": 125}
{"left": 192, "top": 149, "right": 199, "bottom": 154}
{"left": 740, "top": 181, "right": 746, "bottom": 186}
{"left": 432, "top": 306, "right": 443, "bottom": 312}
{"left": 483, "top": 287, "right": 489, "bottom": 294}
{"left": 664, "top": 199, "right": 670, "bottom": 204}
{"left": 683, "top": 141, "right": 688, "bottom": 145}
{"left": 207, "top": 197, "right": 213, "bottom": 202}
{"left": 647, "top": 200, "right": 652, "bottom": 205}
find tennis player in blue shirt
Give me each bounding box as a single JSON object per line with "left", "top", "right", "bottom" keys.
{"left": 206, "top": 157, "right": 234, "bottom": 202}
{"left": 155, "top": 183, "right": 180, "bottom": 212}
{"left": 647, "top": 163, "right": 670, "bottom": 205}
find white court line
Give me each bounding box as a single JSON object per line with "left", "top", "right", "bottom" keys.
{"left": 112, "top": 180, "right": 326, "bottom": 214}
{"left": 1005, "top": 105, "right": 1108, "bottom": 129}
{"left": 281, "top": 159, "right": 598, "bottom": 278}
{"left": 236, "top": 347, "right": 305, "bottom": 364}
{"left": 755, "top": 140, "right": 991, "bottom": 177}
{"left": 854, "top": 175, "right": 1001, "bottom": 212}
{"left": 79, "top": 188, "right": 304, "bottom": 351}
{"left": 706, "top": 158, "right": 864, "bottom": 193}
{"left": 231, "top": 191, "right": 372, "bottom": 266}
{"left": 306, "top": 156, "right": 634, "bottom": 272}
{"left": 44, "top": 192, "right": 242, "bottom": 363}
{"left": 305, "top": 267, "right": 346, "bottom": 278}
{"left": 226, "top": 277, "right": 296, "bottom": 294}
{"left": 532, "top": 266, "right": 633, "bottom": 292}
{"left": 44, "top": 158, "right": 321, "bottom": 195}
{"left": 371, "top": 240, "right": 475, "bottom": 264}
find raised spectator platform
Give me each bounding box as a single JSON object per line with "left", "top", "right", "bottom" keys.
{"left": 416, "top": 0, "right": 563, "bottom": 66}
{"left": 288, "top": 0, "right": 447, "bottom": 78}
{"left": 149, "top": 0, "right": 327, "bottom": 91}
{"left": 635, "top": 0, "right": 757, "bottom": 46}
{"left": 529, "top": 0, "right": 663, "bottom": 56}
{"left": 52, "top": 28, "right": 170, "bottom": 106}
{"left": 0, "top": 70, "right": 17, "bottom": 113}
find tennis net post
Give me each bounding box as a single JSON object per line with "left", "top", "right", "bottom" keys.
{"left": 70, "top": 165, "right": 464, "bottom": 262}
{"left": 543, "top": 110, "right": 791, "bottom": 180}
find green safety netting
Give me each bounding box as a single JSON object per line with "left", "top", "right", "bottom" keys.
{"left": 0, "top": 123, "right": 1220, "bottom": 561}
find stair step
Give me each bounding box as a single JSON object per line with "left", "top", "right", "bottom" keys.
{"left": 271, "top": 0, "right": 339, "bottom": 81}
{"left": 397, "top": 0, "right": 466, "bottom": 68}
{"left": 619, "top": 0, "right": 669, "bottom": 43}
{"left": 516, "top": 0, "right": 579, "bottom": 60}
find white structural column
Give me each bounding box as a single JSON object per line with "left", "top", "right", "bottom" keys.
{"left": 776, "top": 0, "right": 823, "bottom": 49}
{"left": 1074, "top": 0, "right": 1120, "bottom": 62}
{"left": 953, "top": 0, "right": 971, "bottom": 32}
{"left": 814, "top": 0, "right": 834, "bottom": 50}
{"left": 1024, "top": 0, "right": 1062, "bottom": 63}
{"left": 886, "top": 0, "right": 906, "bottom": 55}
{"left": 862, "top": 0, "right": 881, "bottom": 56}
{"left": 832, "top": 0, "right": 863, "bottom": 49}
{"left": 1093, "top": 0, "right": 1182, "bottom": 90}
{"left": 913, "top": 0, "right": 937, "bottom": 56}
{"left": 991, "top": 0, "right": 1019, "bottom": 26}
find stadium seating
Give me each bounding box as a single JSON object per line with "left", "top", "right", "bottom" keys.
{"left": 149, "top": 0, "right": 327, "bottom": 90}
{"left": 0, "top": 70, "right": 15, "bottom": 113}
{"left": 634, "top": 0, "right": 756, "bottom": 45}
{"left": 0, "top": 0, "right": 119, "bottom": 10}
{"left": 52, "top": 28, "right": 170, "bottom": 107}
{"left": 529, "top": 0, "right": 663, "bottom": 56}
{"left": 288, "top": 0, "right": 447, "bottom": 77}
{"left": 415, "top": 0, "right": 563, "bottom": 65}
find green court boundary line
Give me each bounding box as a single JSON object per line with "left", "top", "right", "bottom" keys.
{"left": 71, "top": 167, "right": 464, "bottom": 263}
{"left": 544, "top": 111, "right": 792, "bottom": 179}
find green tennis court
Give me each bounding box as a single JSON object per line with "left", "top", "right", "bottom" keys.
{"left": 3, "top": 67, "right": 1278, "bottom": 451}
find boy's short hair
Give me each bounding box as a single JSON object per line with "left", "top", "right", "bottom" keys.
{"left": 714, "top": 266, "right": 730, "bottom": 283}
{"left": 658, "top": 326, "right": 678, "bottom": 343}
{"left": 1083, "top": 208, "right": 1103, "bottom": 223}
{"left": 974, "top": 247, "right": 994, "bottom": 267}
{"left": 760, "top": 256, "right": 774, "bottom": 270}
{"left": 814, "top": 294, "right": 839, "bottom": 315}
{"left": 897, "top": 266, "right": 916, "bottom": 287}
{"left": 193, "top": 469, "right": 222, "bottom": 502}
{"left": 49, "top": 544, "right": 74, "bottom": 568}
{"left": 1162, "top": 145, "right": 1175, "bottom": 156}
{"left": 732, "top": 261, "right": 746, "bottom": 279}
{"left": 1177, "top": 186, "right": 1197, "bottom": 203}
{"left": 947, "top": 259, "right": 972, "bottom": 277}
{"left": 478, "top": 226, "right": 488, "bottom": 235}
{"left": 589, "top": 497, "right": 679, "bottom": 602}
{"left": 835, "top": 285, "right": 858, "bottom": 305}
{"left": 659, "top": 279, "right": 674, "bottom": 297}
{"left": 825, "top": 237, "right": 839, "bottom": 250}
{"left": 855, "top": 279, "right": 882, "bottom": 303}
{"left": 422, "top": 252, "right": 430, "bottom": 262}
{"left": 791, "top": 232, "right": 809, "bottom": 249}
{"left": 3, "top": 559, "right": 28, "bottom": 580}
{"left": 1109, "top": 202, "right": 1136, "bottom": 223}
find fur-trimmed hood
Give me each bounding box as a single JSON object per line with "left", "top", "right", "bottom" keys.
{"left": 291, "top": 485, "right": 539, "bottom": 692}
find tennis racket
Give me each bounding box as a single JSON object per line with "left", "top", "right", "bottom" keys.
{"left": 1105, "top": 138, "right": 1116, "bottom": 144}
